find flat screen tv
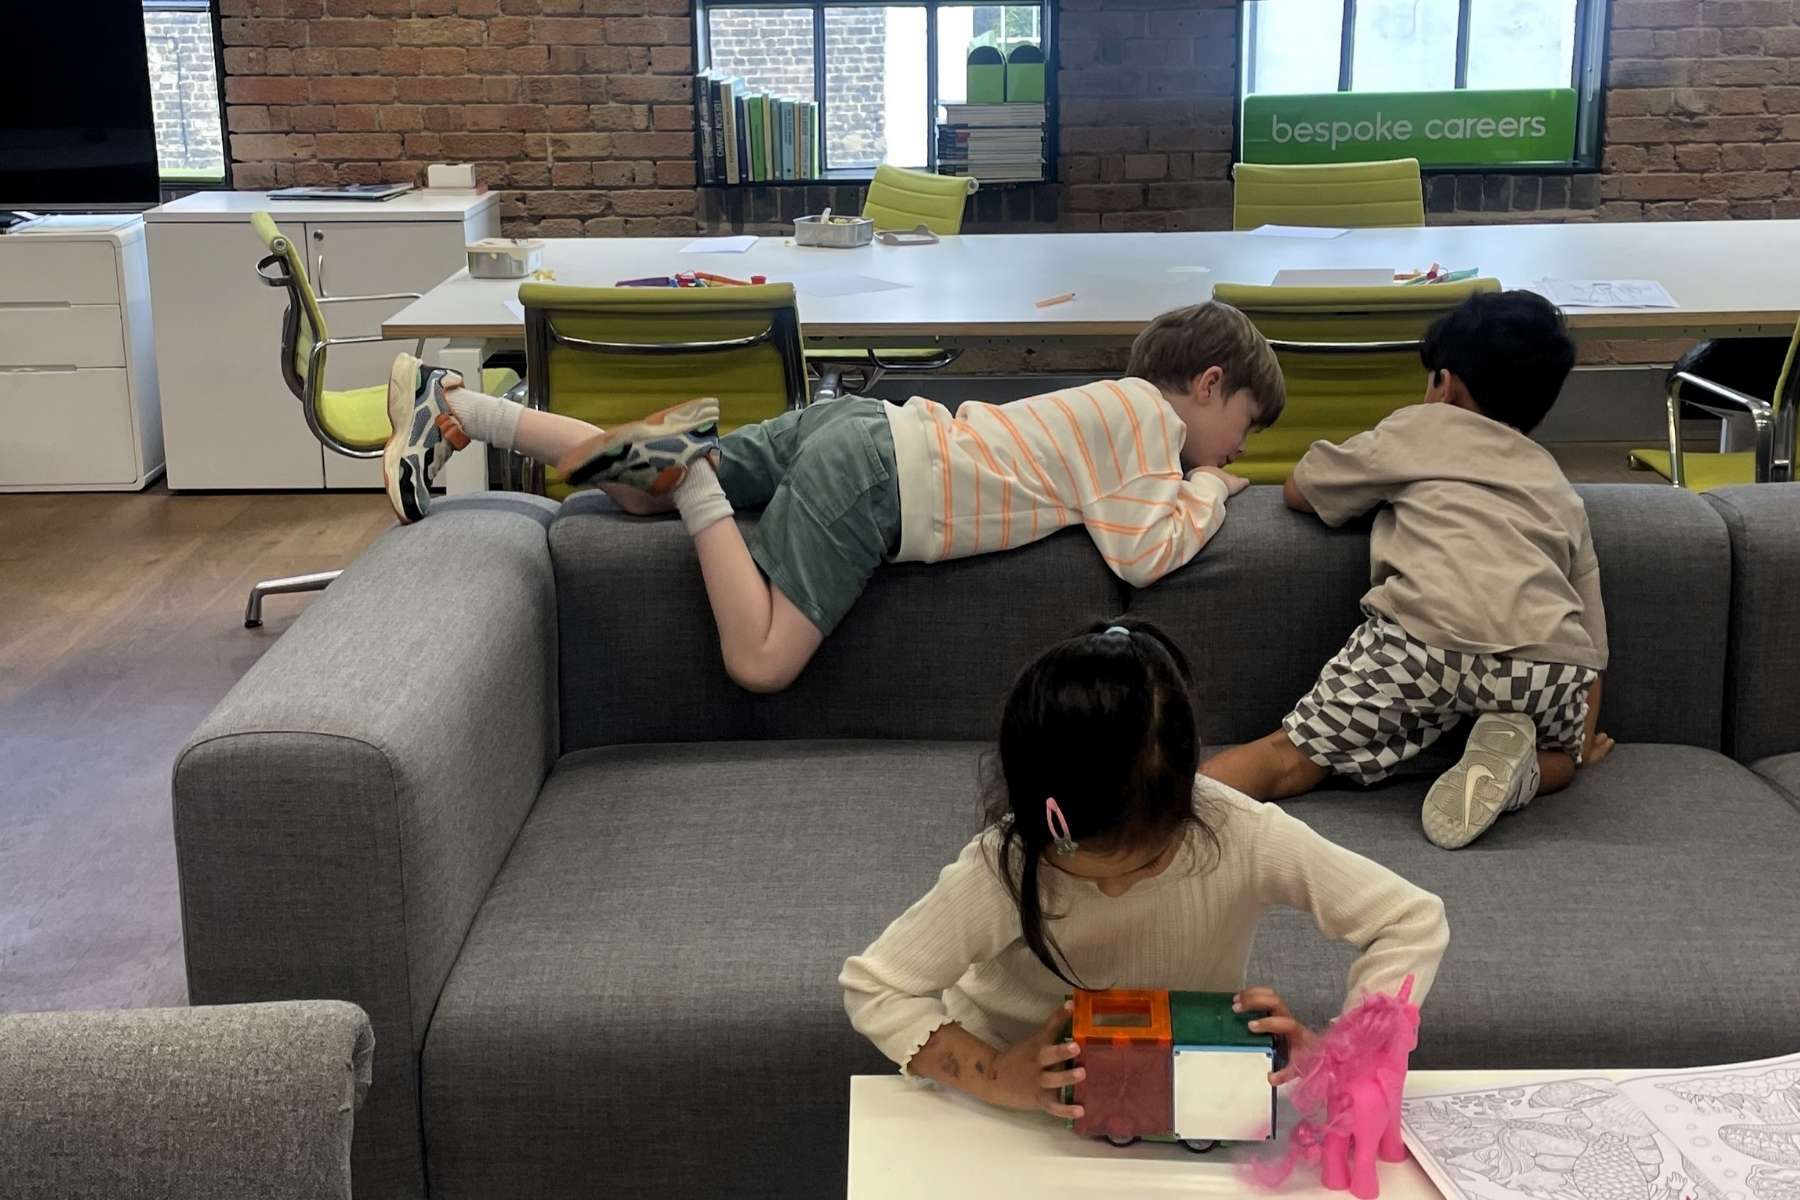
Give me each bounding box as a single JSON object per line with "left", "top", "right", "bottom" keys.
{"left": 0, "top": 2, "right": 162, "bottom": 211}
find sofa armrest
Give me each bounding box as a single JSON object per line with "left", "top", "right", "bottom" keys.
{"left": 172, "top": 494, "right": 559, "bottom": 1198}
{"left": 0, "top": 1001, "right": 373, "bottom": 1200}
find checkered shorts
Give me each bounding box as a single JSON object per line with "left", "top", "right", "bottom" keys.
{"left": 1283, "top": 614, "right": 1597, "bottom": 785}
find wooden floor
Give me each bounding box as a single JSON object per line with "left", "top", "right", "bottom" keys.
{"left": 0, "top": 485, "right": 392, "bottom": 1013}
{"left": 0, "top": 447, "right": 1668, "bottom": 1015}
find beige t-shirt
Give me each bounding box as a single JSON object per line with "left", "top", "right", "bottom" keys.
{"left": 1291, "top": 403, "right": 1608, "bottom": 671}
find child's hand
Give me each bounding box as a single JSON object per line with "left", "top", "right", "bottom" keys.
{"left": 1584, "top": 731, "right": 1615, "bottom": 766}
{"left": 987, "top": 1001, "right": 1086, "bottom": 1119}
{"left": 1194, "top": 466, "right": 1251, "bottom": 497}
{"left": 1235, "top": 986, "right": 1316, "bottom": 1085}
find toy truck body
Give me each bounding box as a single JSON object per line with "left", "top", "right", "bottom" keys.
{"left": 1066, "top": 988, "right": 1278, "bottom": 1153}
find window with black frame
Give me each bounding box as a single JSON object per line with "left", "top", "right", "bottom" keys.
{"left": 1238, "top": 0, "right": 1608, "bottom": 171}
{"left": 696, "top": 1, "right": 1051, "bottom": 180}
{"left": 141, "top": 0, "right": 227, "bottom": 183}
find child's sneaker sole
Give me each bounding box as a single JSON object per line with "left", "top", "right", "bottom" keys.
{"left": 1421, "top": 712, "right": 1540, "bottom": 850}
{"left": 382, "top": 353, "right": 467, "bottom": 524}
{"left": 557, "top": 398, "right": 720, "bottom": 492}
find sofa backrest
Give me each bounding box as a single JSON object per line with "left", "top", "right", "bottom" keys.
{"left": 1705, "top": 484, "right": 1800, "bottom": 762}
{"left": 551, "top": 493, "right": 1123, "bottom": 750}
{"left": 551, "top": 483, "right": 1731, "bottom": 754}
{"left": 1128, "top": 485, "right": 1730, "bottom": 751}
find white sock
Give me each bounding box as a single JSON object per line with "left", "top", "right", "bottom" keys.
{"left": 673, "top": 460, "right": 733, "bottom": 537}
{"left": 445, "top": 386, "right": 523, "bottom": 451}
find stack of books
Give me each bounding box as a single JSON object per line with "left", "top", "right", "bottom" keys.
{"left": 935, "top": 102, "right": 1045, "bottom": 183}
{"left": 695, "top": 70, "right": 819, "bottom": 184}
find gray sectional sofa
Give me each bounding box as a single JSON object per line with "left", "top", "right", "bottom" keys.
{"left": 172, "top": 482, "right": 1800, "bottom": 1199}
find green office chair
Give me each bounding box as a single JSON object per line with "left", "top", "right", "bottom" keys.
{"left": 1213, "top": 277, "right": 1501, "bottom": 484}
{"left": 242, "top": 211, "right": 522, "bottom": 626}
{"left": 1231, "top": 159, "right": 1426, "bottom": 230}
{"left": 1626, "top": 319, "right": 1798, "bottom": 490}
{"left": 519, "top": 281, "right": 808, "bottom": 499}
{"left": 811, "top": 164, "right": 977, "bottom": 403}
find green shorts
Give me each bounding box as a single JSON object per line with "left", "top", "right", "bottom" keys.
{"left": 716, "top": 397, "right": 901, "bottom": 636}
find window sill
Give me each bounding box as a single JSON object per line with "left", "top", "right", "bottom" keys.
{"left": 1421, "top": 163, "right": 1600, "bottom": 176}
{"left": 699, "top": 172, "right": 1054, "bottom": 188}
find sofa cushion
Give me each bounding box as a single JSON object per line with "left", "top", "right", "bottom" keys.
{"left": 1126, "top": 486, "right": 1731, "bottom": 750}
{"left": 1755, "top": 753, "right": 1800, "bottom": 805}
{"left": 550, "top": 495, "right": 1126, "bottom": 750}
{"left": 422, "top": 742, "right": 1800, "bottom": 1199}
{"left": 1245, "top": 743, "right": 1800, "bottom": 1069}
{"left": 1706, "top": 484, "right": 1800, "bottom": 762}
{"left": 421, "top": 741, "right": 989, "bottom": 1200}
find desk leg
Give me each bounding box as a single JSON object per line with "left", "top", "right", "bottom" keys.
{"left": 440, "top": 339, "right": 490, "bottom": 495}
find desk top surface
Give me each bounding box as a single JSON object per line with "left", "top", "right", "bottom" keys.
{"left": 148, "top": 189, "right": 499, "bottom": 223}
{"left": 384, "top": 219, "right": 1800, "bottom": 342}
{"left": 846, "top": 1068, "right": 1624, "bottom": 1200}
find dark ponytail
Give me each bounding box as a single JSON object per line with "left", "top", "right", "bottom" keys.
{"left": 983, "top": 617, "right": 1218, "bottom": 987}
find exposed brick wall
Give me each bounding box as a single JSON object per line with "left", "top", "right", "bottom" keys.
{"left": 217, "top": 0, "right": 1800, "bottom": 241}
{"left": 219, "top": 0, "right": 701, "bottom": 237}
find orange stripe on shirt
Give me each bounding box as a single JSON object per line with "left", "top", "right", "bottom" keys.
{"left": 1086, "top": 517, "right": 1159, "bottom": 536}
{"left": 1083, "top": 388, "right": 1125, "bottom": 487}
{"left": 1027, "top": 406, "right": 1084, "bottom": 514}
{"left": 1106, "top": 380, "right": 1150, "bottom": 475}
{"left": 961, "top": 423, "right": 1012, "bottom": 548}
{"left": 934, "top": 417, "right": 954, "bottom": 558}
{"left": 991, "top": 408, "right": 1067, "bottom": 523}
{"left": 1103, "top": 534, "right": 1177, "bottom": 570}
{"left": 1050, "top": 395, "right": 1103, "bottom": 496}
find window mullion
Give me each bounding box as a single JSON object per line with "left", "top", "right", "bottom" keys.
{"left": 925, "top": 2, "right": 939, "bottom": 172}
{"left": 812, "top": 3, "right": 826, "bottom": 176}
{"left": 1454, "top": 0, "right": 1471, "bottom": 88}
{"left": 1338, "top": 0, "right": 1355, "bottom": 91}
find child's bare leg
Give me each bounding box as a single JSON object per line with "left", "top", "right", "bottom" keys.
{"left": 1537, "top": 749, "right": 1575, "bottom": 795}
{"left": 1203, "top": 731, "right": 1330, "bottom": 801}
{"left": 510, "top": 407, "right": 606, "bottom": 463}
{"left": 675, "top": 462, "right": 822, "bottom": 692}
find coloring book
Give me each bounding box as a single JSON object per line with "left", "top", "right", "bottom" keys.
{"left": 1401, "top": 1051, "right": 1800, "bottom": 1200}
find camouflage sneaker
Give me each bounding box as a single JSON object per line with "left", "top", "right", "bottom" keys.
{"left": 557, "top": 398, "right": 720, "bottom": 494}
{"left": 383, "top": 352, "right": 468, "bottom": 524}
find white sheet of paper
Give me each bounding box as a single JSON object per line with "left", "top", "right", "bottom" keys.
{"left": 777, "top": 270, "right": 910, "bottom": 298}
{"left": 1533, "top": 278, "right": 1679, "bottom": 308}
{"left": 1247, "top": 224, "right": 1350, "bottom": 239}
{"left": 502, "top": 297, "right": 524, "bottom": 321}
{"left": 1272, "top": 267, "right": 1396, "bottom": 287}
{"left": 1166, "top": 265, "right": 1213, "bottom": 275}
{"left": 1401, "top": 1050, "right": 1800, "bottom": 1200}
{"left": 681, "top": 235, "right": 758, "bottom": 254}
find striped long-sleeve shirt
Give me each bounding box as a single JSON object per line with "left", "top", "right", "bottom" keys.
{"left": 882, "top": 377, "right": 1232, "bottom": 586}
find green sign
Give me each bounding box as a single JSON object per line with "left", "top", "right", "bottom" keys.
{"left": 1242, "top": 89, "right": 1577, "bottom": 168}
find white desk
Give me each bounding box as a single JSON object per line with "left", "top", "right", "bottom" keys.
{"left": 147, "top": 189, "right": 500, "bottom": 490}
{"left": 847, "top": 1068, "right": 1626, "bottom": 1200}
{"left": 385, "top": 221, "right": 1800, "bottom": 347}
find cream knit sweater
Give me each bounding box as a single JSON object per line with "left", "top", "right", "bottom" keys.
{"left": 840, "top": 777, "right": 1449, "bottom": 1070}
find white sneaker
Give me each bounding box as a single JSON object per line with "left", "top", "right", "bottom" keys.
{"left": 1421, "top": 712, "right": 1540, "bottom": 850}
{"left": 382, "top": 353, "right": 468, "bottom": 524}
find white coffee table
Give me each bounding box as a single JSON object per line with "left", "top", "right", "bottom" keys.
{"left": 847, "top": 1068, "right": 1630, "bottom": 1198}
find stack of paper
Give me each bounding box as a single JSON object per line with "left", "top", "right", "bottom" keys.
{"left": 936, "top": 103, "right": 1046, "bottom": 183}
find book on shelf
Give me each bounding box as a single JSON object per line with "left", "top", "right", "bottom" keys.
{"left": 694, "top": 71, "right": 715, "bottom": 184}
{"left": 939, "top": 102, "right": 1046, "bottom": 127}
{"left": 779, "top": 98, "right": 796, "bottom": 180}
{"left": 761, "top": 94, "right": 775, "bottom": 182}
{"left": 720, "top": 77, "right": 740, "bottom": 185}
{"left": 732, "top": 88, "right": 750, "bottom": 185}
{"left": 745, "top": 93, "right": 765, "bottom": 182}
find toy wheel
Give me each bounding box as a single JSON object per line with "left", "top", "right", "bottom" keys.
{"left": 1180, "top": 1139, "right": 1219, "bottom": 1155}
{"left": 1105, "top": 1133, "right": 1140, "bottom": 1148}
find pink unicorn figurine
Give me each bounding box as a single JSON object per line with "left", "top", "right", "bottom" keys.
{"left": 1247, "top": 975, "right": 1421, "bottom": 1199}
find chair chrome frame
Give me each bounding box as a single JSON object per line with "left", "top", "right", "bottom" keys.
{"left": 243, "top": 252, "right": 427, "bottom": 627}
{"left": 811, "top": 346, "right": 963, "bottom": 404}
{"left": 1657, "top": 369, "right": 1797, "bottom": 489}
{"left": 518, "top": 301, "right": 808, "bottom": 494}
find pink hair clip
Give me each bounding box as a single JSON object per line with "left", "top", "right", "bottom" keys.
{"left": 1045, "top": 797, "right": 1078, "bottom": 855}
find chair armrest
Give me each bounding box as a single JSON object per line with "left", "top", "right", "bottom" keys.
{"left": 1662, "top": 371, "right": 1777, "bottom": 487}
{"left": 172, "top": 495, "right": 560, "bottom": 1195}
{"left": 317, "top": 291, "right": 425, "bottom": 305}
{"left": 0, "top": 1001, "right": 373, "bottom": 1200}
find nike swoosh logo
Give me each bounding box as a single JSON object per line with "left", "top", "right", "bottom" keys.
{"left": 1463, "top": 765, "right": 1495, "bottom": 828}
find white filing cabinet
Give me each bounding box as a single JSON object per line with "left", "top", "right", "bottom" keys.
{"left": 145, "top": 190, "right": 500, "bottom": 490}
{"left": 0, "top": 215, "right": 165, "bottom": 492}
